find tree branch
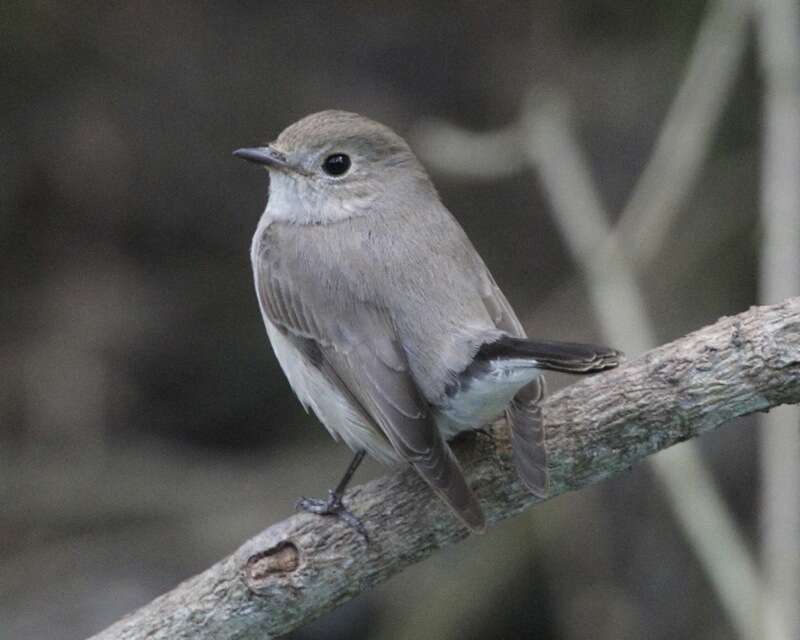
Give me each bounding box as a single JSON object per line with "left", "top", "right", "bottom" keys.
{"left": 88, "top": 298, "right": 800, "bottom": 640}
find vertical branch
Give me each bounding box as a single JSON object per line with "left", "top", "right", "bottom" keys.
{"left": 756, "top": 1, "right": 800, "bottom": 638}
{"left": 522, "top": 96, "right": 761, "bottom": 640}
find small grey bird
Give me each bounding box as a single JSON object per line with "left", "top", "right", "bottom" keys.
{"left": 235, "top": 110, "right": 619, "bottom": 534}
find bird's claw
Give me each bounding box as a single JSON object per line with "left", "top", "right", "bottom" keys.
{"left": 296, "top": 491, "right": 369, "bottom": 542}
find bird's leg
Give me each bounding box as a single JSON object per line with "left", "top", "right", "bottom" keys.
{"left": 296, "top": 449, "right": 368, "bottom": 540}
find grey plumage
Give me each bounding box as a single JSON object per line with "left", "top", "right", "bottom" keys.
{"left": 239, "top": 110, "right": 620, "bottom": 531}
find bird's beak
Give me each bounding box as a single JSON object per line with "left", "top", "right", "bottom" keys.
{"left": 233, "top": 146, "right": 292, "bottom": 172}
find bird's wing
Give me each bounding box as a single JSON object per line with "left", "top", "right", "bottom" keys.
{"left": 478, "top": 269, "right": 527, "bottom": 338}
{"left": 254, "top": 238, "right": 485, "bottom": 531}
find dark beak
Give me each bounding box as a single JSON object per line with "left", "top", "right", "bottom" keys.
{"left": 232, "top": 146, "right": 290, "bottom": 170}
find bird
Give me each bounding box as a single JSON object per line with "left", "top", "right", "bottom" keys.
{"left": 234, "top": 110, "right": 620, "bottom": 535}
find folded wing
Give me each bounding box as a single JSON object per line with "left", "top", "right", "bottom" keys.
{"left": 255, "top": 238, "right": 485, "bottom": 531}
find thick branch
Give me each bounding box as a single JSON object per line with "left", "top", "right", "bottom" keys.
{"left": 88, "top": 298, "right": 800, "bottom": 640}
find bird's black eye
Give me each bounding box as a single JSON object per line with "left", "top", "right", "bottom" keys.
{"left": 322, "top": 153, "right": 351, "bottom": 176}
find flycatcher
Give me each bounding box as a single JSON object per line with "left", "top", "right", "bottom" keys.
{"left": 235, "top": 110, "right": 619, "bottom": 535}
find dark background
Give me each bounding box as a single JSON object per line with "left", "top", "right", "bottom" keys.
{"left": 1, "top": 2, "right": 767, "bottom": 638}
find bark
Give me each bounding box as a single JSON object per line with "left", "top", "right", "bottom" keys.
{"left": 88, "top": 298, "right": 800, "bottom": 640}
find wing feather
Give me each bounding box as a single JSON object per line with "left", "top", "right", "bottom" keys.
{"left": 254, "top": 230, "right": 485, "bottom": 530}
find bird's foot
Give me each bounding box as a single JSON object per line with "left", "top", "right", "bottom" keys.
{"left": 296, "top": 490, "right": 368, "bottom": 542}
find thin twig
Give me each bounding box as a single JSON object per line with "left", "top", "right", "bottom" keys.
{"left": 614, "top": 0, "right": 752, "bottom": 265}
{"left": 409, "top": 120, "right": 522, "bottom": 181}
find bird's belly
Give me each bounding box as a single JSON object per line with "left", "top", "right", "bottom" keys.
{"left": 264, "top": 320, "right": 399, "bottom": 464}
{"left": 436, "top": 361, "right": 542, "bottom": 440}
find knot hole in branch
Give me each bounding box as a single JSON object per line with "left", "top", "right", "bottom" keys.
{"left": 245, "top": 541, "right": 300, "bottom": 591}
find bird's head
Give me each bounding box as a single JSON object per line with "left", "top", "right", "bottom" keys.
{"left": 234, "top": 110, "right": 435, "bottom": 224}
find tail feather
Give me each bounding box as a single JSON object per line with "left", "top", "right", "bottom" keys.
{"left": 507, "top": 378, "right": 549, "bottom": 497}
{"left": 478, "top": 335, "right": 622, "bottom": 374}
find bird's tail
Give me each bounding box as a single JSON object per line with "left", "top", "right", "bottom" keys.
{"left": 480, "top": 335, "right": 622, "bottom": 374}
{"left": 503, "top": 337, "right": 620, "bottom": 497}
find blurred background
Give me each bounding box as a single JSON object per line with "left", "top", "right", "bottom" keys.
{"left": 2, "top": 1, "right": 798, "bottom": 639}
